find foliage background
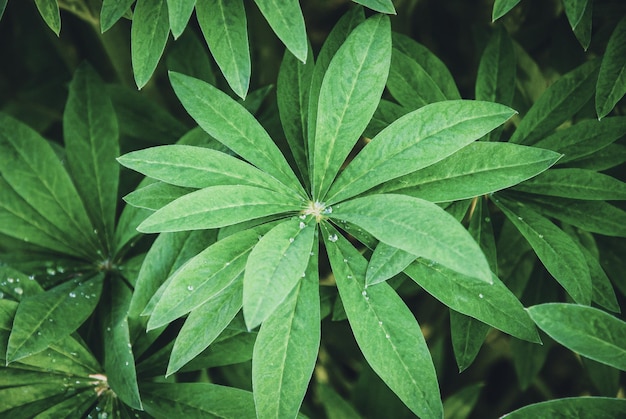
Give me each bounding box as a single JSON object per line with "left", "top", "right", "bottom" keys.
{"left": 1, "top": 0, "right": 626, "bottom": 418}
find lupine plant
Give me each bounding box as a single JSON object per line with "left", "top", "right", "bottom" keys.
{"left": 1, "top": 0, "right": 626, "bottom": 418}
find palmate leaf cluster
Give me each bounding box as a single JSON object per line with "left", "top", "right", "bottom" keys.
{"left": 1, "top": 1, "right": 626, "bottom": 418}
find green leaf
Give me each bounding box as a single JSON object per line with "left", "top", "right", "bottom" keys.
{"left": 101, "top": 0, "right": 135, "bottom": 32}
{"left": 533, "top": 117, "right": 626, "bottom": 164}
{"left": 104, "top": 278, "right": 142, "bottom": 410}
{"left": 252, "top": 246, "right": 320, "bottom": 418}
{"left": 147, "top": 227, "right": 263, "bottom": 329}
{"left": 364, "top": 99, "right": 410, "bottom": 138}
{"left": 306, "top": 6, "right": 364, "bottom": 167}
{"left": 352, "top": 0, "right": 395, "bottom": 14}
{"left": 128, "top": 230, "right": 216, "bottom": 337}
{"left": 107, "top": 84, "right": 189, "bottom": 144}
{"left": 253, "top": 0, "right": 308, "bottom": 62}
{"left": 169, "top": 72, "right": 303, "bottom": 192}
{"left": 494, "top": 196, "right": 592, "bottom": 304}
{"left": 563, "top": 0, "right": 588, "bottom": 30}
{"left": 131, "top": 0, "right": 170, "bottom": 89}
{"left": 0, "top": 0, "right": 7, "bottom": 20}
{"left": 64, "top": 63, "right": 119, "bottom": 255}
{"left": 312, "top": 15, "right": 391, "bottom": 200}
{"left": 514, "top": 168, "right": 626, "bottom": 200}
{"left": 517, "top": 195, "right": 626, "bottom": 237}
{"left": 404, "top": 261, "right": 540, "bottom": 342}
{"left": 366, "top": 242, "right": 415, "bottom": 286}
{"left": 166, "top": 29, "right": 216, "bottom": 85}
{"left": 511, "top": 336, "right": 551, "bottom": 390}
{"left": 180, "top": 324, "right": 257, "bottom": 370}
{"left": 332, "top": 194, "right": 492, "bottom": 283}
{"left": 502, "top": 397, "right": 626, "bottom": 418}
{"left": 449, "top": 310, "right": 490, "bottom": 372}
{"left": 443, "top": 383, "right": 484, "bottom": 419}
{"left": 317, "top": 382, "right": 362, "bottom": 419}
{"left": 166, "top": 0, "right": 195, "bottom": 39}
{"left": 243, "top": 217, "right": 315, "bottom": 330}
{"left": 528, "top": 303, "right": 626, "bottom": 371}
{"left": 509, "top": 59, "right": 600, "bottom": 145}
{"left": 6, "top": 274, "right": 104, "bottom": 363}
{"left": 596, "top": 16, "right": 626, "bottom": 119}
{"left": 34, "top": 0, "right": 61, "bottom": 35}
{"left": 326, "top": 101, "right": 517, "bottom": 203}
{"left": 476, "top": 26, "right": 516, "bottom": 142}
{"left": 568, "top": 143, "right": 626, "bottom": 171}
{"left": 123, "top": 181, "right": 194, "bottom": 211}
{"left": 387, "top": 48, "right": 447, "bottom": 109}
{"left": 392, "top": 33, "right": 460, "bottom": 100}
{"left": 118, "top": 145, "right": 299, "bottom": 198}
{"left": 0, "top": 267, "right": 43, "bottom": 301}
{"left": 0, "top": 113, "right": 100, "bottom": 260}
{"left": 277, "top": 46, "right": 314, "bottom": 183}
{"left": 141, "top": 382, "right": 257, "bottom": 418}
{"left": 571, "top": 0, "right": 592, "bottom": 50}
{"left": 379, "top": 142, "right": 560, "bottom": 202}
{"left": 322, "top": 223, "right": 443, "bottom": 419}
{"left": 195, "top": 0, "right": 250, "bottom": 98}
{"left": 492, "top": 0, "right": 521, "bottom": 21}
{"left": 137, "top": 185, "right": 303, "bottom": 233}
{"left": 167, "top": 276, "right": 243, "bottom": 375}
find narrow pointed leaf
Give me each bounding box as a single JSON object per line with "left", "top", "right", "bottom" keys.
{"left": 571, "top": 0, "right": 592, "bottom": 50}
{"left": 169, "top": 72, "right": 303, "bottom": 192}
{"left": 404, "top": 261, "right": 540, "bottom": 342}
{"left": 277, "top": 46, "right": 314, "bottom": 182}
{"left": 528, "top": 303, "right": 626, "bottom": 371}
{"left": 317, "top": 382, "right": 362, "bottom": 419}
{"left": 167, "top": 0, "right": 196, "bottom": 39}
{"left": 166, "top": 29, "right": 216, "bottom": 85}
{"left": 147, "top": 227, "right": 263, "bottom": 329}
{"left": 123, "top": 181, "right": 194, "bottom": 211}
{"left": 0, "top": 0, "right": 7, "bottom": 20}
{"left": 104, "top": 279, "right": 142, "bottom": 410}
{"left": 243, "top": 217, "right": 315, "bottom": 330}
{"left": 322, "top": 223, "right": 443, "bottom": 419}
{"left": 476, "top": 26, "right": 516, "bottom": 142}
{"left": 252, "top": 247, "right": 320, "bottom": 418}
{"left": 387, "top": 48, "right": 447, "bottom": 109}
{"left": 333, "top": 194, "right": 492, "bottom": 283}
{"left": 596, "top": 16, "right": 626, "bottom": 119}
{"left": 307, "top": 6, "right": 364, "bottom": 166}
{"left": 392, "top": 32, "right": 460, "bottom": 100}
{"left": 312, "top": 15, "right": 391, "bottom": 200}
{"left": 533, "top": 117, "right": 626, "bottom": 164}
{"left": 327, "top": 101, "right": 516, "bottom": 203}
{"left": 509, "top": 59, "right": 600, "bottom": 145}
{"left": 101, "top": 0, "right": 135, "bottom": 32}
{"left": 517, "top": 195, "right": 626, "bottom": 237}
{"left": 141, "top": 382, "right": 256, "bottom": 418}
{"left": 0, "top": 113, "right": 100, "bottom": 259}
{"left": 64, "top": 63, "right": 119, "bottom": 254}
{"left": 492, "top": 0, "right": 521, "bottom": 21}
{"left": 167, "top": 277, "right": 243, "bottom": 375}
{"left": 118, "top": 145, "right": 300, "bottom": 198}
{"left": 137, "top": 185, "right": 303, "bottom": 233}
{"left": 514, "top": 168, "right": 626, "bottom": 200}
{"left": 353, "top": 0, "right": 395, "bottom": 14}
{"left": 196, "top": 0, "right": 250, "bottom": 98}
{"left": 34, "top": 0, "right": 61, "bottom": 35}
{"left": 254, "top": 0, "right": 307, "bottom": 62}
{"left": 377, "top": 142, "right": 560, "bottom": 202}
{"left": 494, "top": 196, "right": 592, "bottom": 304}
{"left": 563, "top": 0, "right": 588, "bottom": 30}
{"left": 502, "top": 397, "right": 626, "bottom": 418}
{"left": 450, "top": 310, "right": 490, "bottom": 372}
{"left": 366, "top": 242, "right": 415, "bottom": 286}
{"left": 131, "top": 0, "right": 170, "bottom": 89}
{"left": 7, "top": 274, "right": 104, "bottom": 363}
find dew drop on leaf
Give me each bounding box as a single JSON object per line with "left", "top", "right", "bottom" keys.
{"left": 187, "top": 285, "right": 194, "bottom": 291}
{"left": 7, "top": 277, "right": 14, "bottom": 283}
{"left": 69, "top": 292, "right": 76, "bottom": 298}
{"left": 299, "top": 222, "right": 306, "bottom": 229}
{"left": 484, "top": 217, "right": 491, "bottom": 222}
{"left": 538, "top": 234, "right": 544, "bottom": 239}
{"left": 328, "top": 234, "right": 338, "bottom": 242}
{"left": 289, "top": 237, "right": 295, "bottom": 243}
{"left": 479, "top": 293, "right": 484, "bottom": 299}
{"left": 385, "top": 334, "right": 390, "bottom": 339}
{"left": 517, "top": 216, "right": 523, "bottom": 221}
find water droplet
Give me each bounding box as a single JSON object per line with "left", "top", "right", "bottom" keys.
{"left": 23, "top": 237, "right": 29, "bottom": 242}
{"left": 127, "top": 343, "right": 132, "bottom": 348}
{"left": 289, "top": 237, "right": 295, "bottom": 243}
{"left": 328, "top": 234, "right": 338, "bottom": 242}
{"left": 69, "top": 292, "right": 76, "bottom": 298}
{"left": 323, "top": 206, "right": 333, "bottom": 214}
{"left": 7, "top": 277, "right": 14, "bottom": 283}
{"left": 479, "top": 293, "right": 484, "bottom": 299}
{"left": 225, "top": 262, "right": 230, "bottom": 266}
{"left": 301, "top": 273, "right": 306, "bottom": 277}
{"left": 299, "top": 222, "right": 306, "bottom": 229}
{"left": 385, "top": 334, "right": 390, "bottom": 339}
{"left": 484, "top": 217, "right": 491, "bottom": 223}
{"left": 28, "top": 275, "right": 35, "bottom": 280}
{"left": 106, "top": 327, "right": 111, "bottom": 332}
{"left": 57, "top": 266, "right": 65, "bottom": 273}
{"left": 70, "top": 352, "right": 78, "bottom": 357}
{"left": 46, "top": 267, "right": 56, "bottom": 276}
{"left": 93, "top": 229, "right": 98, "bottom": 235}
{"left": 378, "top": 321, "right": 383, "bottom": 326}
{"left": 347, "top": 275, "right": 352, "bottom": 279}
{"left": 310, "top": 251, "right": 315, "bottom": 256}
{"left": 361, "top": 290, "right": 367, "bottom": 297}
{"left": 343, "top": 258, "right": 348, "bottom": 263}
{"left": 125, "top": 361, "right": 129, "bottom": 366}
{"left": 48, "top": 318, "right": 54, "bottom": 322}
{"left": 37, "top": 331, "right": 42, "bottom": 336}
{"left": 538, "top": 234, "right": 544, "bottom": 239}
{"left": 187, "top": 285, "right": 194, "bottom": 291}
{"left": 517, "top": 216, "right": 523, "bottom": 221}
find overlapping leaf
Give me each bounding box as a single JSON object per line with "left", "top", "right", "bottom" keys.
{"left": 131, "top": 0, "right": 170, "bottom": 89}
{"left": 596, "top": 16, "right": 626, "bottom": 119}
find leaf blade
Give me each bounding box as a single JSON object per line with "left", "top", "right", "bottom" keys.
{"left": 131, "top": 0, "right": 170, "bottom": 89}
{"left": 253, "top": 0, "right": 308, "bottom": 62}
{"left": 596, "top": 16, "right": 626, "bottom": 119}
